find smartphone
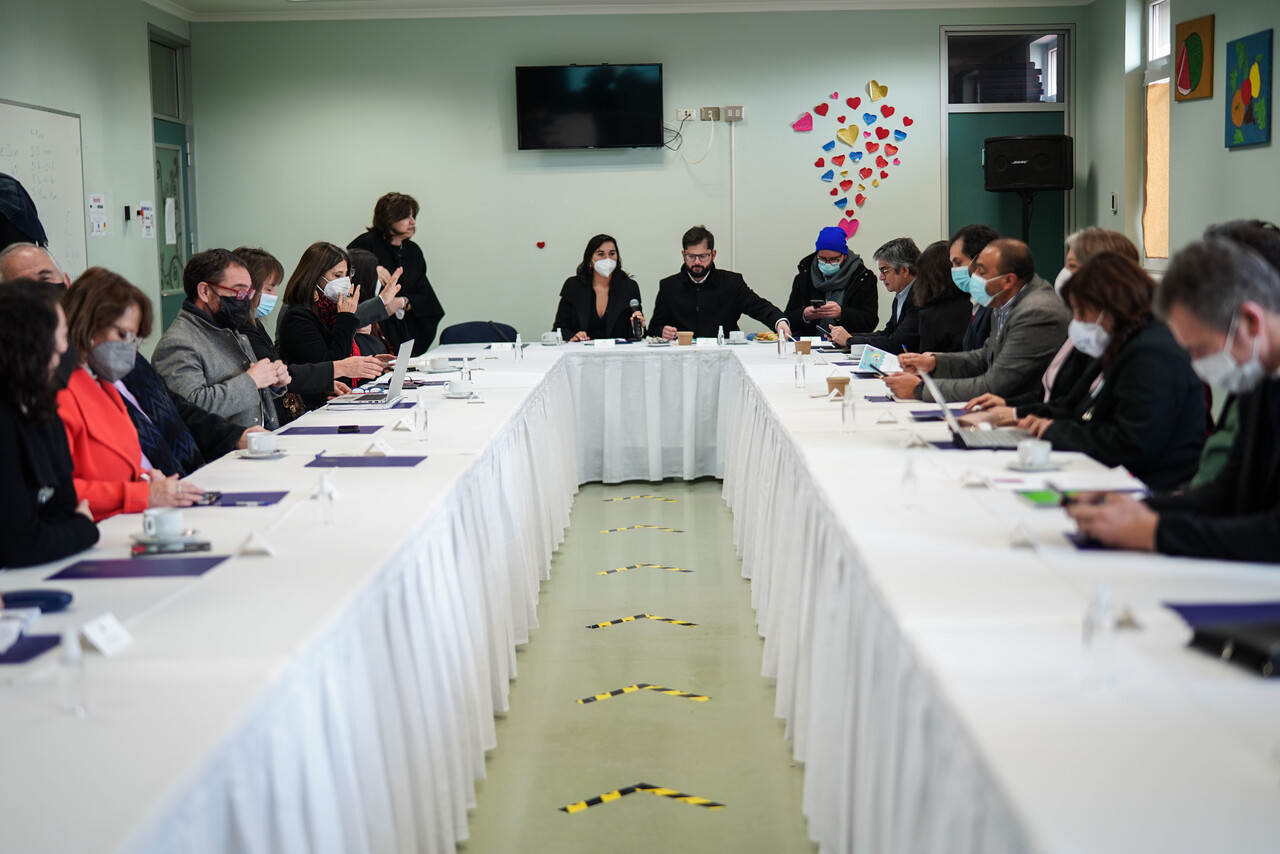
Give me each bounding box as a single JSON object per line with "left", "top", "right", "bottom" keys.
{"left": 337, "top": 424, "right": 360, "bottom": 434}
{"left": 195, "top": 491, "right": 222, "bottom": 506}
{"left": 810, "top": 299, "right": 825, "bottom": 308}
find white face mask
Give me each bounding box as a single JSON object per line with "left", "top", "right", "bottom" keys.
{"left": 320, "top": 275, "right": 352, "bottom": 303}
{"left": 1067, "top": 312, "right": 1109, "bottom": 359}
{"left": 593, "top": 258, "right": 617, "bottom": 278}
{"left": 1054, "top": 266, "right": 1073, "bottom": 295}
{"left": 1191, "top": 311, "right": 1266, "bottom": 394}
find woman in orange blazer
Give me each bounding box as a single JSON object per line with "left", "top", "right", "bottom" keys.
{"left": 58, "top": 269, "right": 206, "bottom": 521}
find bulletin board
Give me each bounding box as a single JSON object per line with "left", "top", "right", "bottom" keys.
{"left": 0, "top": 99, "right": 88, "bottom": 278}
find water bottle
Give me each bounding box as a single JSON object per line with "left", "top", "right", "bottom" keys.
{"left": 412, "top": 398, "right": 428, "bottom": 441}
{"left": 717, "top": 325, "right": 725, "bottom": 347}
{"left": 777, "top": 331, "right": 787, "bottom": 359}
{"left": 1082, "top": 579, "right": 1118, "bottom": 689}
{"left": 901, "top": 453, "right": 918, "bottom": 508}
{"left": 514, "top": 332, "right": 524, "bottom": 361}
{"left": 556, "top": 328, "right": 564, "bottom": 346}
{"left": 59, "top": 629, "right": 88, "bottom": 717}
{"left": 841, "top": 390, "right": 856, "bottom": 433}
{"left": 793, "top": 351, "right": 806, "bottom": 389}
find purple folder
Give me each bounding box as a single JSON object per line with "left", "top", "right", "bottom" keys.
{"left": 910, "top": 408, "right": 968, "bottom": 421}
{"left": 0, "top": 634, "right": 61, "bottom": 665}
{"left": 48, "top": 556, "right": 228, "bottom": 580}
{"left": 305, "top": 456, "right": 426, "bottom": 468}
{"left": 282, "top": 425, "right": 382, "bottom": 436}
{"left": 1165, "top": 601, "right": 1280, "bottom": 629}
{"left": 833, "top": 361, "right": 858, "bottom": 367}
{"left": 864, "top": 395, "right": 894, "bottom": 403}
{"left": 211, "top": 491, "right": 288, "bottom": 506}
{"left": 1064, "top": 532, "right": 1109, "bottom": 551}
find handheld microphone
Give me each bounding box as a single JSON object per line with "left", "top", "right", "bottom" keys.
{"left": 630, "top": 298, "right": 645, "bottom": 340}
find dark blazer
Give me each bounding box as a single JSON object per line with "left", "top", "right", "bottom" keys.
{"left": 647, "top": 265, "right": 784, "bottom": 339}
{"left": 0, "top": 399, "right": 98, "bottom": 568}
{"left": 1040, "top": 319, "right": 1205, "bottom": 491}
{"left": 276, "top": 304, "right": 358, "bottom": 411}
{"left": 844, "top": 290, "right": 921, "bottom": 353}
{"left": 553, "top": 273, "right": 644, "bottom": 340}
{"left": 1011, "top": 346, "right": 1101, "bottom": 414}
{"left": 348, "top": 231, "right": 445, "bottom": 356}
{"left": 917, "top": 290, "right": 973, "bottom": 354}
{"left": 962, "top": 304, "right": 992, "bottom": 351}
{"left": 783, "top": 253, "right": 878, "bottom": 337}
{"left": 244, "top": 320, "right": 336, "bottom": 418}
{"left": 1146, "top": 376, "right": 1280, "bottom": 562}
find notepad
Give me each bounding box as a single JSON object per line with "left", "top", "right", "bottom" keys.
{"left": 283, "top": 425, "right": 382, "bottom": 436}
{"left": 48, "top": 556, "right": 227, "bottom": 580}
{"left": 304, "top": 456, "right": 426, "bottom": 468}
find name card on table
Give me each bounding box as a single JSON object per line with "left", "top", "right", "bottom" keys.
{"left": 489, "top": 343, "right": 515, "bottom": 352}
{"left": 81, "top": 613, "right": 133, "bottom": 657}
{"left": 695, "top": 338, "right": 718, "bottom": 347}
{"left": 593, "top": 337, "right": 616, "bottom": 348}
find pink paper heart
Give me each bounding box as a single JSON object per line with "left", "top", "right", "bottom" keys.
{"left": 893, "top": 157, "right": 901, "bottom": 166}
{"left": 862, "top": 132, "right": 871, "bottom": 139}
{"left": 791, "top": 112, "right": 814, "bottom": 132}
{"left": 839, "top": 218, "right": 859, "bottom": 237}
{"left": 829, "top": 91, "right": 838, "bottom": 99}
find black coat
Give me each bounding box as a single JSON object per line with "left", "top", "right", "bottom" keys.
{"left": 962, "top": 304, "right": 992, "bottom": 351}
{"left": 0, "top": 399, "right": 98, "bottom": 568}
{"left": 1147, "top": 375, "right": 1280, "bottom": 562}
{"left": 647, "top": 265, "right": 784, "bottom": 339}
{"left": 348, "top": 231, "right": 445, "bottom": 356}
{"left": 1040, "top": 319, "right": 1205, "bottom": 491}
{"left": 275, "top": 305, "right": 357, "bottom": 411}
{"left": 120, "top": 353, "right": 242, "bottom": 476}
{"left": 1011, "top": 347, "right": 1101, "bottom": 414}
{"left": 553, "top": 273, "right": 644, "bottom": 340}
{"left": 783, "top": 253, "right": 878, "bottom": 337}
{"left": 244, "top": 320, "right": 336, "bottom": 419}
{"left": 917, "top": 290, "right": 973, "bottom": 354}
{"left": 844, "top": 290, "right": 920, "bottom": 353}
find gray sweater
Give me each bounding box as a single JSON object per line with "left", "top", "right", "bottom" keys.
{"left": 153, "top": 303, "right": 284, "bottom": 430}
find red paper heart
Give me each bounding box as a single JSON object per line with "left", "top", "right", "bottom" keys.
{"left": 880, "top": 170, "right": 889, "bottom": 179}
{"left": 893, "top": 158, "right": 901, "bottom": 165}
{"left": 855, "top": 193, "right": 867, "bottom": 206}
{"left": 839, "top": 179, "right": 853, "bottom": 191}
{"left": 902, "top": 116, "right": 914, "bottom": 126}
{"left": 831, "top": 154, "right": 846, "bottom": 166}
{"left": 865, "top": 142, "right": 879, "bottom": 153}
{"left": 815, "top": 158, "right": 825, "bottom": 167}
{"left": 884, "top": 144, "right": 899, "bottom": 156}
{"left": 837, "top": 115, "right": 846, "bottom": 124}
{"left": 830, "top": 188, "right": 838, "bottom": 196}
{"left": 875, "top": 126, "right": 890, "bottom": 140}
{"left": 814, "top": 103, "right": 829, "bottom": 116}
{"left": 536, "top": 241, "right": 545, "bottom": 249}
{"left": 876, "top": 155, "right": 889, "bottom": 168}
{"left": 846, "top": 96, "right": 861, "bottom": 110}
{"left": 859, "top": 167, "right": 873, "bottom": 179}
{"left": 845, "top": 209, "right": 857, "bottom": 219}
{"left": 880, "top": 105, "right": 895, "bottom": 118}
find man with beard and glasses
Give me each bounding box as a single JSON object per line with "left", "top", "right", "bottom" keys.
{"left": 153, "top": 249, "right": 291, "bottom": 430}
{"left": 648, "top": 225, "right": 792, "bottom": 341}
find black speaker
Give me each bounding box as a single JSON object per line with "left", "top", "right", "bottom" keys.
{"left": 983, "top": 135, "right": 1074, "bottom": 191}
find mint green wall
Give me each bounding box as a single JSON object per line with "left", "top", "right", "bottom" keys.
{"left": 191, "top": 7, "right": 1088, "bottom": 340}
{"left": 0, "top": 0, "right": 189, "bottom": 333}
{"left": 1169, "top": 0, "right": 1280, "bottom": 251}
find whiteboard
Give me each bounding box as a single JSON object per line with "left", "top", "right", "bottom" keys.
{"left": 0, "top": 99, "right": 88, "bottom": 278}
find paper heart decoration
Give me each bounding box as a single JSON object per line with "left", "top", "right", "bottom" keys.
{"left": 823, "top": 140, "right": 836, "bottom": 151}
{"left": 837, "top": 115, "right": 846, "bottom": 124}
{"left": 814, "top": 103, "right": 829, "bottom": 117}
{"left": 845, "top": 209, "right": 856, "bottom": 219}
{"left": 880, "top": 105, "right": 895, "bottom": 118}
{"left": 894, "top": 130, "right": 907, "bottom": 141}
{"left": 865, "top": 141, "right": 879, "bottom": 153}
{"left": 893, "top": 158, "right": 901, "bottom": 166}
{"left": 876, "top": 155, "right": 889, "bottom": 168}
{"left": 821, "top": 169, "right": 834, "bottom": 182}
{"left": 855, "top": 193, "right": 867, "bottom": 206}
{"left": 834, "top": 198, "right": 847, "bottom": 208}
{"left": 839, "top": 179, "right": 853, "bottom": 191}
{"left": 814, "top": 158, "right": 825, "bottom": 167}
{"left": 839, "top": 218, "right": 859, "bottom": 237}
{"left": 829, "top": 91, "right": 838, "bottom": 99}
{"left": 862, "top": 113, "right": 878, "bottom": 126}
{"left": 536, "top": 241, "right": 545, "bottom": 249}
{"left": 884, "top": 144, "right": 899, "bottom": 156}
{"left": 792, "top": 113, "right": 814, "bottom": 132}
{"left": 869, "top": 80, "right": 889, "bottom": 101}
{"left": 902, "top": 116, "right": 914, "bottom": 126}
{"left": 863, "top": 132, "right": 871, "bottom": 139}
{"left": 836, "top": 127, "right": 858, "bottom": 147}
{"left": 859, "top": 167, "right": 873, "bottom": 179}
{"left": 872, "top": 179, "right": 880, "bottom": 187}
{"left": 831, "top": 154, "right": 845, "bottom": 166}
{"left": 830, "top": 188, "right": 838, "bottom": 196}
{"left": 840, "top": 171, "right": 849, "bottom": 177}
{"left": 880, "top": 170, "right": 889, "bottom": 179}
{"left": 850, "top": 152, "right": 863, "bottom": 162}
{"left": 846, "top": 96, "right": 861, "bottom": 110}
{"left": 875, "top": 126, "right": 890, "bottom": 140}
{"left": 858, "top": 184, "right": 866, "bottom": 191}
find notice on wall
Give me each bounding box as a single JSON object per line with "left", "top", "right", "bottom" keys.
{"left": 138, "top": 201, "right": 156, "bottom": 239}
{"left": 164, "top": 197, "right": 177, "bottom": 245}
{"left": 88, "top": 193, "right": 107, "bottom": 238}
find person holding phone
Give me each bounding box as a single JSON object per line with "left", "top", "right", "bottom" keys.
{"left": 783, "top": 226, "right": 878, "bottom": 338}
{"left": 552, "top": 234, "right": 645, "bottom": 341}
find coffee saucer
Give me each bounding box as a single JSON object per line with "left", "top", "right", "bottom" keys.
{"left": 442, "top": 391, "right": 474, "bottom": 399}
{"left": 724, "top": 339, "right": 749, "bottom": 345}
{"left": 235, "top": 449, "right": 287, "bottom": 460}
{"left": 130, "top": 531, "right": 203, "bottom": 546}
{"left": 1006, "top": 461, "right": 1063, "bottom": 473}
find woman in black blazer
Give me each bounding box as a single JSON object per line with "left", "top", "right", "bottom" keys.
{"left": 0, "top": 282, "right": 98, "bottom": 568}
{"left": 913, "top": 240, "right": 976, "bottom": 354}
{"left": 553, "top": 234, "right": 645, "bottom": 341}
{"left": 1020, "top": 254, "right": 1206, "bottom": 491}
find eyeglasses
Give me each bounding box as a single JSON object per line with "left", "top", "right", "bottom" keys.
{"left": 108, "top": 323, "right": 139, "bottom": 344}
{"left": 213, "top": 285, "right": 253, "bottom": 301}
{"left": 877, "top": 267, "right": 893, "bottom": 278}
{"left": 684, "top": 252, "right": 713, "bottom": 263}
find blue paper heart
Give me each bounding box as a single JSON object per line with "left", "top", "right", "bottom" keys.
{"left": 850, "top": 152, "right": 864, "bottom": 162}
{"left": 834, "top": 198, "right": 847, "bottom": 208}
{"left": 894, "top": 129, "right": 907, "bottom": 141}
{"left": 822, "top": 140, "right": 836, "bottom": 151}
{"left": 821, "top": 170, "right": 834, "bottom": 182}
{"left": 862, "top": 113, "right": 877, "bottom": 126}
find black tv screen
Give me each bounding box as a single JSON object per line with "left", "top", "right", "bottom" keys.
{"left": 515, "top": 63, "right": 664, "bottom": 150}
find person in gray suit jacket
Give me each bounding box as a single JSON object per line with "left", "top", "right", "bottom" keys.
{"left": 884, "top": 239, "right": 1070, "bottom": 402}
{"left": 153, "top": 249, "right": 291, "bottom": 430}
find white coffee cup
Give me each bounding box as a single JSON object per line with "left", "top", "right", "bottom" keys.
{"left": 429, "top": 356, "right": 452, "bottom": 372}
{"left": 246, "top": 432, "right": 277, "bottom": 455}
{"left": 448, "top": 379, "right": 473, "bottom": 396}
{"left": 1016, "top": 438, "right": 1052, "bottom": 469}
{"left": 143, "top": 507, "right": 184, "bottom": 540}
{"left": 541, "top": 331, "right": 561, "bottom": 346}
{"left": 729, "top": 330, "right": 746, "bottom": 343}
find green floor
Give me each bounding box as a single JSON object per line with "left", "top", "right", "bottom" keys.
{"left": 461, "top": 480, "right": 814, "bottom": 853}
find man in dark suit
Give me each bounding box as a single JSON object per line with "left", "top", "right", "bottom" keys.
{"left": 835, "top": 237, "right": 921, "bottom": 352}
{"left": 1068, "top": 236, "right": 1280, "bottom": 563}
{"left": 783, "top": 226, "right": 878, "bottom": 339}
{"left": 648, "top": 225, "right": 791, "bottom": 340}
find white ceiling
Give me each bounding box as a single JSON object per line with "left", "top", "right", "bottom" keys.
{"left": 143, "top": 0, "right": 1090, "bottom": 23}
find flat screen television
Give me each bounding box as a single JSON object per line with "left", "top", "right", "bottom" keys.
{"left": 515, "top": 63, "right": 664, "bottom": 150}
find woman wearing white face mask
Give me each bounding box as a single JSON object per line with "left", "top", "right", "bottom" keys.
{"left": 1013, "top": 253, "right": 1206, "bottom": 490}
{"left": 553, "top": 234, "right": 645, "bottom": 342}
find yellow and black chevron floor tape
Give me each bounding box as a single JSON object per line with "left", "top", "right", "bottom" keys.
{"left": 604, "top": 495, "right": 678, "bottom": 503}
{"left": 586, "top": 613, "right": 698, "bottom": 628}
{"left": 598, "top": 524, "right": 684, "bottom": 534}
{"left": 575, "top": 683, "right": 710, "bottom": 704}
{"left": 596, "top": 563, "right": 691, "bottom": 575}
{"left": 560, "top": 782, "right": 725, "bottom": 814}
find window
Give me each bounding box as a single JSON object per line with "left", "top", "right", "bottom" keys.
{"left": 1142, "top": 1, "right": 1171, "bottom": 260}
{"left": 947, "top": 32, "right": 1066, "bottom": 104}
{"left": 149, "top": 41, "right": 180, "bottom": 120}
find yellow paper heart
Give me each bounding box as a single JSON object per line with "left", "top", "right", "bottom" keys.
{"left": 841, "top": 171, "right": 849, "bottom": 177}
{"left": 869, "top": 79, "right": 889, "bottom": 101}
{"left": 836, "top": 126, "right": 858, "bottom": 147}
{"left": 872, "top": 179, "right": 881, "bottom": 187}
{"left": 858, "top": 184, "right": 866, "bottom": 191}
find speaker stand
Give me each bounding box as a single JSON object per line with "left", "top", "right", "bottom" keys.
{"left": 1015, "top": 189, "right": 1038, "bottom": 244}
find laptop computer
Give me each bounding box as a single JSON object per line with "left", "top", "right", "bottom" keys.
{"left": 917, "top": 370, "right": 1029, "bottom": 450}
{"left": 327, "top": 339, "right": 414, "bottom": 410}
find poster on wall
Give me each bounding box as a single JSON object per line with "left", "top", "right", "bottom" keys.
{"left": 1174, "top": 15, "right": 1214, "bottom": 101}
{"left": 1224, "top": 28, "right": 1272, "bottom": 148}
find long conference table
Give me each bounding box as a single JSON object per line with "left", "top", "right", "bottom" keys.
{"left": 3, "top": 340, "right": 1280, "bottom": 854}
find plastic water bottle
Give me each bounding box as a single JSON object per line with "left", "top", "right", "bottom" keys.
{"left": 1082, "top": 579, "right": 1118, "bottom": 689}
{"left": 59, "top": 629, "right": 88, "bottom": 717}
{"left": 841, "top": 390, "right": 856, "bottom": 433}
{"left": 412, "top": 398, "right": 428, "bottom": 441}
{"left": 514, "top": 332, "right": 524, "bottom": 361}
{"left": 556, "top": 328, "right": 564, "bottom": 346}
{"left": 717, "top": 325, "right": 725, "bottom": 347}
{"left": 901, "top": 453, "right": 918, "bottom": 508}
{"left": 793, "top": 351, "right": 806, "bottom": 389}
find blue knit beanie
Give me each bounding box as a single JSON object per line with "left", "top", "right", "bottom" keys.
{"left": 815, "top": 227, "right": 849, "bottom": 255}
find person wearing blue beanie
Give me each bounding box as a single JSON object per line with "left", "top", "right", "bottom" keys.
{"left": 783, "top": 226, "right": 879, "bottom": 338}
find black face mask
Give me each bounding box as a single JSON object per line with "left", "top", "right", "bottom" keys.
{"left": 213, "top": 294, "right": 252, "bottom": 330}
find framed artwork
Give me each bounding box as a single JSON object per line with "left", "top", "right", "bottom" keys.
{"left": 1225, "top": 29, "right": 1272, "bottom": 148}
{"left": 1174, "top": 15, "right": 1214, "bottom": 101}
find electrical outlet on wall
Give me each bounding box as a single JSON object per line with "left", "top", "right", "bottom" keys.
{"left": 700, "top": 106, "right": 721, "bottom": 121}
{"left": 675, "top": 108, "right": 696, "bottom": 121}
{"left": 724, "top": 105, "right": 744, "bottom": 122}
